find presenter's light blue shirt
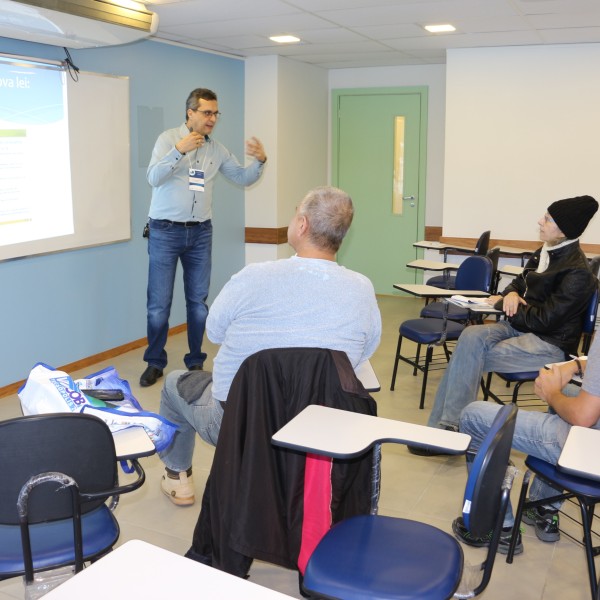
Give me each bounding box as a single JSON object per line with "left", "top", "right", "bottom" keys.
{"left": 147, "top": 124, "right": 264, "bottom": 222}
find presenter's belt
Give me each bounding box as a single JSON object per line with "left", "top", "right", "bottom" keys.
{"left": 152, "top": 218, "right": 201, "bottom": 227}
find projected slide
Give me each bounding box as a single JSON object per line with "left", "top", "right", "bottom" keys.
{"left": 0, "top": 57, "right": 73, "bottom": 248}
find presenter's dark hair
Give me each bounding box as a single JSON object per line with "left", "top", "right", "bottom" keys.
{"left": 185, "top": 88, "right": 218, "bottom": 119}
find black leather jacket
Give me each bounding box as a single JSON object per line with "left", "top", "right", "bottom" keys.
{"left": 497, "top": 241, "right": 596, "bottom": 355}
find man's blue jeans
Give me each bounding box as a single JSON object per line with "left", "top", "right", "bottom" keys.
{"left": 159, "top": 370, "right": 223, "bottom": 472}
{"left": 427, "top": 321, "right": 566, "bottom": 429}
{"left": 460, "top": 398, "right": 575, "bottom": 526}
{"left": 144, "top": 218, "right": 212, "bottom": 370}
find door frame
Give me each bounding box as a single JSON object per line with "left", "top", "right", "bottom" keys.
{"left": 331, "top": 86, "right": 429, "bottom": 250}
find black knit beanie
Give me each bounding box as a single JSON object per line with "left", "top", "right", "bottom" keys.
{"left": 547, "top": 195, "right": 598, "bottom": 239}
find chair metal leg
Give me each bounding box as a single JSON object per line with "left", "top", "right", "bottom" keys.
{"left": 507, "top": 470, "right": 532, "bottom": 564}
{"left": 511, "top": 380, "right": 526, "bottom": 404}
{"left": 413, "top": 343, "right": 422, "bottom": 376}
{"left": 419, "top": 346, "right": 433, "bottom": 409}
{"left": 578, "top": 498, "right": 599, "bottom": 600}
{"left": 482, "top": 372, "right": 493, "bottom": 401}
{"left": 390, "top": 334, "right": 402, "bottom": 391}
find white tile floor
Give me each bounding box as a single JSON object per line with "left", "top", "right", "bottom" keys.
{"left": 0, "top": 294, "right": 596, "bottom": 599}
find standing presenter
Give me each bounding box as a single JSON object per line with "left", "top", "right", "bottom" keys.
{"left": 141, "top": 88, "right": 267, "bottom": 387}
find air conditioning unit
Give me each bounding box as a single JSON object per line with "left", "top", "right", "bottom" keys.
{"left": 0, "top": 0, "right": 159, "bottom": 48}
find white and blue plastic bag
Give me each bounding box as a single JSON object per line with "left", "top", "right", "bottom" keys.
{"left": 18, "top": 363, "right": 177, "bottom": 452}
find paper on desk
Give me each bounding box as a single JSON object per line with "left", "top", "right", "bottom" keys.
{"left": 450, "top": 295, "right": 490, "bottom": 306}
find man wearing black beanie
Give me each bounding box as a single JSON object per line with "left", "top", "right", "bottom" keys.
{"left": 418, "top": 195, "right": 598, "bottom": 551}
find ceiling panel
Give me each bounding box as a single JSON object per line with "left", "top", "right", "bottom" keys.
{"left": 144, "top": 0, "right": 600, "bottom": 67}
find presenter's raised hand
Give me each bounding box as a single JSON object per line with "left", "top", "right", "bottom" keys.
{"left": 175, "top": 132, "right": 206, "bottom": 154}
{"left": 246, "top": 136, "right": 267, "bottom": 163}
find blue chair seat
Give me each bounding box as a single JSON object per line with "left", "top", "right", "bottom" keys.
{"left": 525, "top": 456, "right": 600, "bottom": 498}
{"left": 304, "top": 515, "right": 463, "bottom": 600}
{"left": 420, "top": 302, "right": 470, "bottom": 322}
{"left": 426, "top": 274, "right": 457, "bottom": 290}
{"left": 392, "top": 319, "right": 466, "bottom": 409}
{"left": 400, "top": 318, "right": 465, "bottom": 344}
{"left": 0, "top": 505, "right": 119, "bottom": 577}
{"left": 495, "top": 371, "right": 539, "bottom": 382}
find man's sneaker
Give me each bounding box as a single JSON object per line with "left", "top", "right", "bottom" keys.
{"left": 452, "top": 516, "right": 523, "bottom": 555}
{"left": 522, "top": 506, "right": 560, "bottom": 543}
{"left": 161, "top": 469, "right": 195, "bottom": 506}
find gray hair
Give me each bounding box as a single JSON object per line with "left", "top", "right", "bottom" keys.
{"left": 185, "top": 88, "right": 218, "bottom": 119}
{"left": 297, "top": 186, "right": 354, "bottom": 253}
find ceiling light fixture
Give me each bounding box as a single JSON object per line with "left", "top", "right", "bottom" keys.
{"left": 423, "top": 24, "right": 456, "bottom": 33}
{"left": 269, "top": 35, "right": 301, "bottom": 44}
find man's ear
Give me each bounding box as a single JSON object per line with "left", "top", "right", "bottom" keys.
{"left": 298, "top": 215, "right": 308, "bottom": 235}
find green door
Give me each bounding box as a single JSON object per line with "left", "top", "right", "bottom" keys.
{"left": 333, "top": 88, "right": 427, "bottom": 294}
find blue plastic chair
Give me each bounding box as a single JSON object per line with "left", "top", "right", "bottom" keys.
{"left": 390, "top": 305, "right": 466, "bottom": 409}
{"left": 0, "top": 413, "right": 145, "bottom": 583}
{"left": 302, "top": 404, "right": 518, "bottom": 600}
{"left": 420, "top": 253, "right": 495, "bottom": 323}
{"left": 426, "top": 231, "right": 491, "bottom": 290}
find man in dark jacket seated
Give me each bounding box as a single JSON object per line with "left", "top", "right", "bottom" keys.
{"left": 420, "top": 195, "right": 598, "bottom": 439}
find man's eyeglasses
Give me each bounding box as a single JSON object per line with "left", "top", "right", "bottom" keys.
{"left": 193, "top": 109, "right": 221, "bottom": 118}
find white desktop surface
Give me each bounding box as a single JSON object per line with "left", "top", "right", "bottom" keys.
{"left": 355, "top": 360, "right": 380, "bottom": 392}
{"left": 406, "top": 259, "right": 460, "bottom": 272}
{"left": 393, "top": 283, "right": 489, "bottom": 298}
{"left": 112, "top": 427, "right": 155, "bottom": 459}
{"left": 413, "top": 240, "right": 473, "bottom": 252}
{"left": 272, "top": 405, "right": 471, "bottom": 458}
{"left": 557, "top": 426, "right": 600, "bottom": 481}
{"left": 43, "top": 540, "right": 295, "bottom": 600}
{"left": 496, "top": 245, "right": 533, "bottom": 256}
{"left": 497, "top": 264, "right": 524, "bottom": 277}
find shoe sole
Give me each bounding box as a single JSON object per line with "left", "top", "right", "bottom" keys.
{"left": 535, "top": 530, "right": 560, "bottom": 543}
{"left": 161, "top": 486, "right": 195, "bottom": 506}
{"left": 497, "top": 541, "right": 523, "bottom": 555}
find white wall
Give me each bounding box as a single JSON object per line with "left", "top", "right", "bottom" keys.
{"left": 329, "top": 64, "right": 447, "bottom": 226}
{"left": 245, "top": 56, "right": 328, "bottom": 263}
{"left": 444, "top": 44, "right": 600, "bottom": 244}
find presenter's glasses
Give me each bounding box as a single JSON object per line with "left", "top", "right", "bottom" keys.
{"left": 194, "top": 110, "right": 221, "bottom": 119}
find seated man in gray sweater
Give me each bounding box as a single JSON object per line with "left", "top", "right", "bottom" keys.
{"left": 157, "top": 185, "right": 382, "bottom": 505}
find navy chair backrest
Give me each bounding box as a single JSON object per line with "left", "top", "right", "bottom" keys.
{"left": 474, "top": 230, "right": 491, "bottom": 256}
{"left": 455, "top": 255, "right": 493, "bottom": 292}
{"left": 583, "top": 284, "right": 599, "bottom": 336}
{"left": 0, "top": 413, "right": 118, "bottom": 524}
{"left": 462, "top": 403, "right": 517, "bottom": 537}
{"left": 589, "top": 255, "right": 600, "bottom": 278}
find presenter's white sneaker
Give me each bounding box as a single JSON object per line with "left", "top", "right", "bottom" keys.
{"left": 161, "top": 469, "right": 195, "bottom": 506}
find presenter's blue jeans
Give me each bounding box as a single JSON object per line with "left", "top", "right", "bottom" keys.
{"left": 460, "top": 398, "right": 576, "bottom": 527}
{"left": 144, "top": 218, "right": 212, "bottom": 370}
{"left": 427, "top": 321, "right": 565, "bottom": 430}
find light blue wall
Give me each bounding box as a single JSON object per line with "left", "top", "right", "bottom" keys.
{"left": 0, "top": 37, "right": 247, "bottom": 387}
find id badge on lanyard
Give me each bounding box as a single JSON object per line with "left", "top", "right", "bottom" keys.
{"left": 189, "top": 169, "right": 205, "bottom": 192}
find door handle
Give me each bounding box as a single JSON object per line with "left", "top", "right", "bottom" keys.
{"left": 403, "top": 195, "right": 416, "bottom": 207}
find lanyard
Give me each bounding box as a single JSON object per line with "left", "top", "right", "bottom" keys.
{"left": 187, "top": 140, "right": 209, "bottom": 173}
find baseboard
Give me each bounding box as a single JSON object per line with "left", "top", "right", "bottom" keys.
{"left": 0, "top": 323, "right": 187, "bottom": 399}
